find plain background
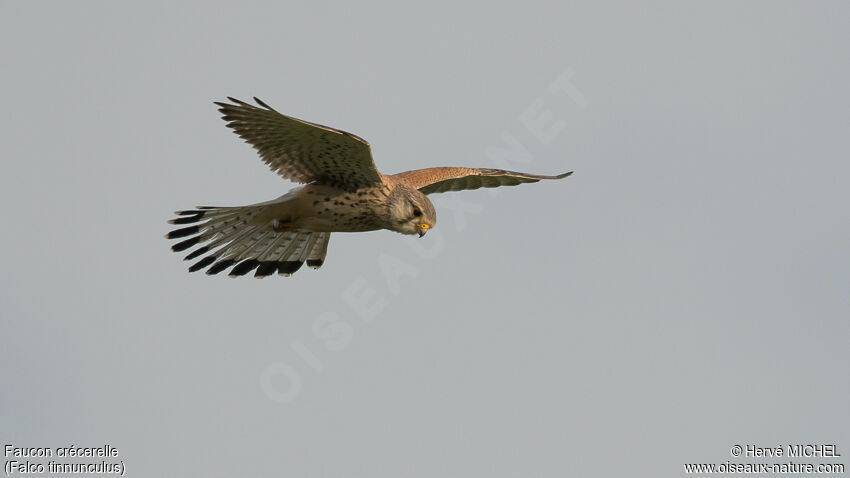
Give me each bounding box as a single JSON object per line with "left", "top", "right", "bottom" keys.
{"left": 2, "top": 1, "right": 848, "bottom": 476}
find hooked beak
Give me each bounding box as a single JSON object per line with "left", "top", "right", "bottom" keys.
{"left": 416, "top": 224, "right": 430, "bottom": 237}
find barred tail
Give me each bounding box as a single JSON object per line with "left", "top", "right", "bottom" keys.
{"left": 165, "top": 206, "right": 330, "bottom": 278}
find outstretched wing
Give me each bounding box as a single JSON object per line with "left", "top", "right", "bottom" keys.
{"left": 214, "top": 97, "right": 383, "bottom": 191}
{"left": 394, "top": 167, "right": 572, "bottom": 195}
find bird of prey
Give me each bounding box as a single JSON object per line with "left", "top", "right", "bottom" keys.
{"left": 166, "top": 97, "right": 572, "bottom": 278}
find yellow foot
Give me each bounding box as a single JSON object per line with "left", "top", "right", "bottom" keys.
{"left": 271, "top": 219, "right": 295, "bottom": 233}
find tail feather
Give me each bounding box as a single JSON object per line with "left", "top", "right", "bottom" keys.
{"left": 206, "top": 258, "right": 237, "bottom": 275}
{"left": 184, "top": 245, "right": 210, "bottom": 261}
{"left": 181, "top": 217, "right": 257, "bottom": 258}
{"left": 275, "top": 231, "right": 311, "bottom": 276}
{"left": 225, "top": 231, "right": 277, "bottom": 277}
{"left": 166, "top": 204, "right": 331, "bottom": 278}
{"left": 306, "top": 233, "right": 330, "bottom": 269}
{"left": 251, "top": 231, "right": 303, "bottom": 277}
{"left": 257, "top": 234, "right": 288, "bottom": 262}
{"left": 254, "top": 260, "right": 281, "bottom": 278}
{"left": 252, "top": 234, "right": 289, "bottom": 278}
{"left": 205, "top": 225, "right": 264, "bottom": 261}
{"left": 229, "top": 259, "right": 262, "bottom": 277}
{"left": 236, "top": 231, "right": 277, "bottom": 261}
{"left": 204, "top": 226, "right": 267, "bottom": 275}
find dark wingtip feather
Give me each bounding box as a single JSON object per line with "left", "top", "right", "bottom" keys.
{"left": 306, "top": 259, "right": 324, "bottom": 269}
{"left": 166, "top": 225, "right": 200, "bottom": 239}
{"left": 226, "top": 96, "right": 251, "bottom": 106}
{"left": 184, "top": 246, "right": 210, "bottom": 261}
{"left": 555, "top": 171, "right": 574, "bottom": 179}
{"left": 228, "top": 259, "right": 261, "bottom": 277}
{"left": 207, "top": 259, "right": 236, "bottom": 275}
{"left": 172, "top": 236, "right": 200, "bottom": 252}
{"left": 253, "top": 97, "right": 275, "bottom": 111}
{"left": 188, "top": 256, "right": 216, "bottom": 272}
{"left": 278, "top": 261, "right": 304, "bottom": 276}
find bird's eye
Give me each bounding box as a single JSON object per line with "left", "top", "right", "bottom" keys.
{"left": 413, "top": 208, "right": 422, "bottom": 217}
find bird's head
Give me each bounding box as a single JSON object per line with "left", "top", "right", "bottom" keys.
{"left": 387, "top": 185, "right": 436, "bottom": 237}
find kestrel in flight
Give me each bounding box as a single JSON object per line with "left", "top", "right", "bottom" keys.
{"left": 166, "top": 97, "right": 572, "bottom": 278}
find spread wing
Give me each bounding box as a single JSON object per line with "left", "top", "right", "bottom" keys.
{"left": 214, "top": 97, "right": 383, "bottom": 191}
{"left": 394, "top": 167, "right": 572, "bottom": 195}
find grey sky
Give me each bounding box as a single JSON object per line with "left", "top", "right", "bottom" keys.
{"left": 2, "top": 1, "right": 848, "bottom": 476}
